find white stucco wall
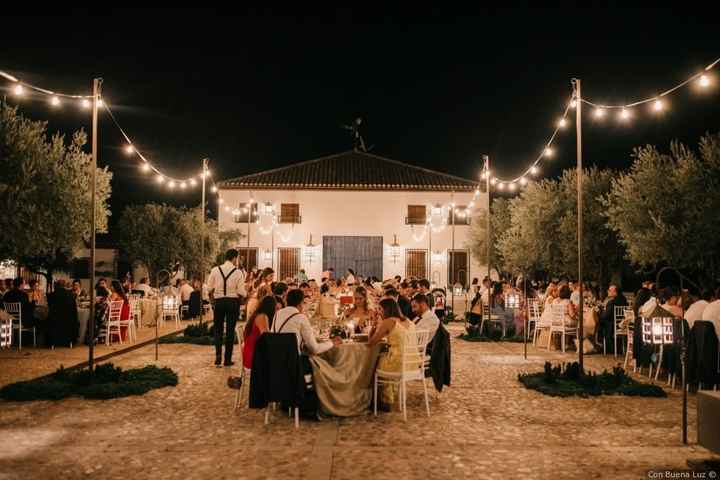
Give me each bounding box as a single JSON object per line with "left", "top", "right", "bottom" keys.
{"left": 217, "top": 189, "right": 489, "bottom": 289}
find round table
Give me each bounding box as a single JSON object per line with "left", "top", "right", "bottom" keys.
{"left": 309, "top": 341, "right": 381, "bottom": 417}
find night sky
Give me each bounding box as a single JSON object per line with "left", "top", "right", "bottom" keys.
{"left": 1, "top": 7, "right": 718, "bottom": 230}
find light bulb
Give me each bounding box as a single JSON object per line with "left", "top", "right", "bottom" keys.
{"left": 211, "top": 186, "right": 218, "bottom": 193}
{"left": 96, "top": 99, "right": 104, "bottom": 108}
{"left": 520, "top": 177, "right": 528, "bottom": 185}
{"left": 190, "top": 178, "right": 197, "bottom": 187}
{"left": 469, "top": 201, "right": 475, "bottom": 208}
{"left": 620, "top": 108, "right": 631, "bottom": 121}
{"left": 141, "top": 163, "right": 150, "bottom": 172}
{"left": 544, "top": 147, "right": 554, "bottom": 157}
{"left": 125, "top": 145, "right": 134, "bottom": 155}
{"left": 225, "top": 206, "right": 230, "bottom": 212}
{"left": 653, "top": 99, "right": 664, "bottom": 112}
{"left": 480, "top": 172, "right": 487, "bottom": 180}
{"left": 498, "top": 182, "right": 505, "bottom": 190}
{"left": 168, "top": 181, "right": 176, "bottom": 189}
{"left": 508, "top": 183, "right": 516, "bottom": 191}
{"left": 50, "top": 96, "right": 60, "bottom": 107}
{"left": 81, "top": 99, "right": 91, "bottom": 109}
{"left": 570, "top": 99, "right": 577, "bottom": 109}
{"left": 180, "top": 182, "right": 187, "bottom": 189}
{"left": 490, "top": 178, "right": 497, "bottom": 185}
{"left": 206, "top": 169, "right": 211, "bottom": 177}
{"left": 156, "top": 174, "right": 165, "bottom": 183}
{"left": 218, "top": 198, "right": 224, "bottom": 204}
{"left": 594, "top": 108, "right": 605, "bottom": 119}
{"left": 558, "top": 118, "right": 567, "bottom": 128}
{"left": 13, "top": 84, "right": 24, "bottom": 96}
{"left": 699, "top": 75, "right": 710, "bottom": 87}
{"left": 530, "top": 166, "right": 539, "bottom": 175}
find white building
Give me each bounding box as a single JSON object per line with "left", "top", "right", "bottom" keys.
{"left": 217, "top": 150, "right": 488, "bottom": 289}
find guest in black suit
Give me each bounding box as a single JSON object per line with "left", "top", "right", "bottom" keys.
{"left": 47, "top": 279, "right": 79, "bottom": 347}
{"left": 598, "top": 284, "right": 628, "bottom": 353}
{"left": 2, "top": 277, "right": 35, "bottom": 327}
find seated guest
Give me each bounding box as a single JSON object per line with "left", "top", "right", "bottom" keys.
{"left": 417, "top": 279, "right": 434, "bottom": 307}
{"left": 411, "top": 293, "right": 440, "bottom": 352}
{"left": 633, "top": 286, "right": 653, "bottom": 319}
{"left": 134, "top": 277, "right": 154, "bottom": 297}
{"left": 295, "top": 269, "right": 308, "bottom": 284}
{"left": 109, "top": 280, "right": 131, "bottom": 342}
{"left": 71, "top": 279, "right": 87, "bottom": 301}
{"left": 555, "top": 285, "right": 578, "bottom": 327}
{"left": 368, "top": 298, "right": 418, "bottom": 409}
{"left": 490, "top": 282, "right": 515, "bottom": 333}
{"left": 272, "top": 289, "right": 341, "bottom": 354}
{"left": 597, "top": 284, "right": 628, "bottom": 353}
{"left": 95, "top": 278, "right": 111, "bottom": 299}
{"left": 47, "top": 279, "right": 79, "bottom": 347}
{"left": 701, "top": 287, "right": 720, "bottom": 341}
{"left": 272, "top": 282, "right": 289, "bottom": 304}
{"left": 2, "top": 277, "right": 35, "bottom": 328}
{"left": 685, "top": 290, "right": 712, "bottom": 328}
{"left": 242, "top": 295, "right": 278, "bottom": 369}
{"left": 28, "top": 279, "right": 44, "bottom": 306}
{"left": 659, "top": 286, "right": 683, "bottom": 317}
{"left": 341, "top": 286, "right": 374, "bottom": 330}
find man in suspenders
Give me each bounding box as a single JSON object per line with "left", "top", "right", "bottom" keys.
{"left": 207, "top": 249, "right": 246, "bottom": 367}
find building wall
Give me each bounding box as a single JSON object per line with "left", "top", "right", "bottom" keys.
{"left": 217, "top": 189, "right": 489, "bottom": 289}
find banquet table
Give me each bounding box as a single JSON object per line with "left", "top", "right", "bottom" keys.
{"left": 310, "top": 341, "right": 381, "bottom": 417}
{"left": 77, "top": 307, "right": 90, "bottom": 344}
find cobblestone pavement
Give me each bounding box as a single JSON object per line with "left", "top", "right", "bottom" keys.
{"left": 0, "top": 324, "right": 717, "bottom": 479}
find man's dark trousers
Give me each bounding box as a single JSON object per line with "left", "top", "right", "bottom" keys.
{"left": 213, "top": 297, "right": 240, "bottom": 363}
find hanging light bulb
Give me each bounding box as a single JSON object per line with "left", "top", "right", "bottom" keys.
{"left": 206, "top": 169, "right": 212, "bottom": 177}
{"left": 218, "top": 198, "right": 224, "bottom": 204}
{"left": 480, "top": 171, "right": 487, "bottom": 180}
{"left": 50, "top": 96, "right": 60, "bottom": 107}
{"left": 699, "top": 74, "right": 710, "bottom": 87}
{"left": 557, "top": 117, "right": 567, "bottom": 128}
{"left": 474, "top": 188, "right": 480, "bottom": 196}
{"left": 544, "top": 147, "right": 554, "bottom": 158}
{"left": 490, "top": 177, "right": 497, "bottom": 185}
{"left": 620, "top": 108, "right": 631, "bottom": 121}
{"left": 508, "top": 182, "right": 516, "bottom": 191}
{"left": 141, "top": 162, "right": 150, "bottom": 172}
{"left": 594, "top": 108, "right": 605, "bottom": 119}
{"left": 570, "top": 99, "right": 577, "bottom": 109}
{"left": 168, "top": 180, "right": 176, "bottom": 189}
{"left": 498, "top": 182, "right": 505, "bottom": 190}
{"left": 520, "top": 177, "right": 528, "bottom": 186}
{"left": 156, "top": 174, "right": 165, "bottom": 184}
{"left": 224, "top": 206, "right": 230, "bottom": 212}
{"left": 211, "top": 186, "right": 218, "bottom": 193}
{"left": 653, "top": 99, "right": 664, "bottom": 112}
{"left": 96, "top": 98, "right": 104, "bottom": 108}
{"left": 530, "top": 166, "right": 539, "bottom": 175}
{"left": 189, "top": 178, "right": 197, "bottom": 187}
{"left": 180, "top": 181, "right": 187, "bottom": 189}
{"left": 125, "top": 144, "right": 134, "bottom": 155}
{"left": 81, "top": 99, "right": 91, "bottom": 109}
{"left": 13, "top": 84, "right": 24, "bottom": 96}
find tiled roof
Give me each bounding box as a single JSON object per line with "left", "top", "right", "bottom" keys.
{"left": 218, "top": 150, "right": 478, "bottom": 191}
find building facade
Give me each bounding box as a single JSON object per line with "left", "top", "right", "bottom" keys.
{"left": 217, "top": 151, "right": 488, "bottom": 289}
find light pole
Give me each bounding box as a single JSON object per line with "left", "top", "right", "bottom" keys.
{"left": 88, "top": 77, "right": 102, "bottom": 373}
{"left": 483, "top": 155, "right": 491, "bottom": 281}
{"left": 200, "top": 158, "right": 208, "bottom": 283}
{"left": 573, "top": 78, "right": 584, "bottom": 373}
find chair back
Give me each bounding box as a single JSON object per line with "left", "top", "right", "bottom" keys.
{"left": 413, "top": 329, "right": 431, "bottom": 357}
{"left": 550, "top": 304, "right": 566, "bottom": 327}
{"left": 401, "top": 327, "right": 426, "bottom": 373}
{"left": 108, "top": 300, "right": 124, "bottom": 322}
{"left": 623, "top": 307, "right": 635, "bottom": 330}
{"left": 528, "top": 300, "right": 541, "bottom": 320}
{"left": 613, "top": 306, "right": 626, "bottom": 326}
{"left": 131, "top": 289, "right": 146, "bottom": 298}
{"left": 3, "top": 302, "right": 21, "bottom": 319}
{"left": 161, "top": 295, "right": 178, "bottom": 314}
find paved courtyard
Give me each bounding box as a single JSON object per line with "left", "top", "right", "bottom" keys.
{"left": 0, "top": 325, "right": 717, "bottom": 479}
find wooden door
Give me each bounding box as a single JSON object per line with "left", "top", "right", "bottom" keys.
{"left": 448, "top": 250, "right": 469, "bottom": 287}
{"left": 236, "top": 247, "right": 258, "bottom": 270}
{"left": 278, "top": 247, "right": 301, "bottom": 281}
{"left": 405, "top": 249, "right": 427, "bottom": 279}
{"left": 322, "top": 236, "right": 383, "bottom": 279}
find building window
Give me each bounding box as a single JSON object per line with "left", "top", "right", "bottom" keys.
{"left": 279, "top": 203, "right": 301, "bottom": 224}
{"left": 448, "top": 205, "right": 470, "bottom": 225}
{"left": 406, "top": 205, "right": 427, "bottom": 225}
{"left": 405, "top": 249, "right": 427, "bottom": 280}
{"left": 278, "top": 247, "right": 301, "bottom": 281}
{"left": 237, "top": 247, "right": 258, "bottom": 270}
{"left": 233, "top": 203, "right": 258, "bottom": 223}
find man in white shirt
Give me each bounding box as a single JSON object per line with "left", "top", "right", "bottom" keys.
{"left": 206, "top": 249, "right": 247, "bottom": 367}
{"left": 135, "top": 278, "right": 154, "bottom": 297}
{"left": 701, "top": 288, "right": 720, "bottom": 340}
{"left": 179, "top": 279, "right": 194, "bottom": 303}
{"left": 272, "top": 289, "right": 341, "bottom": 354}
{"left": 685, "top": 291, "right": 712, "bottom": 328}
{"left": 411, "top": 293, "right": 440, "bottom": 353}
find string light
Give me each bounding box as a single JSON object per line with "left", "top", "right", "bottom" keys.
{"left": 490, "top": 177, "right": 497, "bottom": 185}
{"left": 50, "top": 96, "right": 60, "bottom": 107}
{"left": 520, "top": 177, "right": 528, "bottom": 185}
{"left": 699, "top": 74, "right": 710, "bottom": 87}
{"left": 508, "top": 183, "right": 516, "bottom": 191}
{"left": 619, "top": 108, "right": 631, "bottom": 121}
{"left": 211, "top": 186, "right": 218, "bottom": 193}
{"left": 570, "top": 99, "right": 577, "bottom": 109}
{"left": 594, "top": 108, "right": 605, "bottom": 118}
{"left": 81, "top": 99, "right": 90, "bottom": 109}
{"left": 653, "top": 99, "right": 664, "bottom": 112}
{"left": 218, "top": 198, "right": 224, "bottom": 204}
{"left": 544, "top": 147, "right": 554, "bottom": 158}
{"left": 557, "top": 117, "right": 567, "bottom": 128}
{"left": 13, "top": 84, "right": 24, "bottom": 96}
{"left": 125, "top": 144, "right": 134, "bottom": 155}
{"left": 180, "top": 181, "right": 187, "bottom": 189}
{"left": 141, "top": 162, "right": 150, "bottom": 172}
{"left": 190, "top": 178, "right": 197, "bottom": 187}
{"left": 498, "top": 182, "right": 505, "bottom": 190}
{"left": 168, "top": 181, "right": 176, "bottom": 189}
{"left": 530, "top": 166, "right": 539, "bottom": 175}
{"left": 156, "top": 174, "right": 165, "bottom": 184}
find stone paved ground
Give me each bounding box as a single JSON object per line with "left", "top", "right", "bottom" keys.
{"left": 0, "top": 324, "right": 717, "bottom": 480}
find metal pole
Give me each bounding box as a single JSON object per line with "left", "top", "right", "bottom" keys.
{"left": 247, "top": 194, "right": 252, "bottom": 268}
{"left": 484, "top": 155, "right": 491, "bottom": 282}
{"left": 450, "top": 193, "right": 455, "bottom": 314}
{"left": 88, "top": 78, "right": 101, "bottom": 373}
{"left": 201, "top": 158, "right": 207, "bottom": 284}
{"left": 574, "top": 78, "right": 584, "bottom": 373}
{"left": 523, "top": 272, "right": 528, "bottom": 359}
{"left": 428, "top": 222, "right": 432, "bottom": 283}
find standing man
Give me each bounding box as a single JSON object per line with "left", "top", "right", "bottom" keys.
{"left": 207, "top": 249, "right": 246, "bottom": 367}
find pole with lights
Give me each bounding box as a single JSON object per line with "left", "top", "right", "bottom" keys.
{"left": 573, "top": 78, "right": 584, "bottom": 373}
{"left": 88, "top": 78, "right": 102, "bottom": 372}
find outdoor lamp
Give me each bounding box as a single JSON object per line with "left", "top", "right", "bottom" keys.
{"left": 453, "top": 282, "right": 463, "bottom": 296}
{"left": 264, "top": 249, "right": 272, "bottom": 261}
{"left": 389, "top": 234, "right": 401, "bottom": 264}
{"left": 304, "top": 234, "right": 317, "bottom": 264}
{"left": 506, "top": 292, "right": 520, "bottom": 309}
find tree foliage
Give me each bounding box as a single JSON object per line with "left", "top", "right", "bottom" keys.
{"left": 602, "top": 133, "right": 720, "bottom": 282}
{"left": 117, "top": 204, "right": 219, "bottom": 282}
{"left": 0, "top": 102, "right": 112, "bottom": 284}
{"left": 466, "top": 197, "right": 511, "bottom": 273}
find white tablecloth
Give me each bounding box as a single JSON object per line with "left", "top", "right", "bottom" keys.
{"left": 78, "top": 307, "right": 90, "bottom": 343}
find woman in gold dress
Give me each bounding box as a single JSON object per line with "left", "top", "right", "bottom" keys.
{"left": 368, "top": 297, "right": 417, "bottom": 408}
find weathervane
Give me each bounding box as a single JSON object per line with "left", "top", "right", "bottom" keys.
{"left": 342, "top": 117, "right": 369, "bottom": 152}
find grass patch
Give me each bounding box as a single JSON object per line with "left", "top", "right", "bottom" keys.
{"left": 518, "top": 362, "right": 667, "bottom": 398}
{"left": 0, "top": 363, "right": 178, "bottom": 401}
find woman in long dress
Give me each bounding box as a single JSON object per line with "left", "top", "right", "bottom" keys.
{"left": 367, "top": 297, "right": 417, "bottom": 408}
